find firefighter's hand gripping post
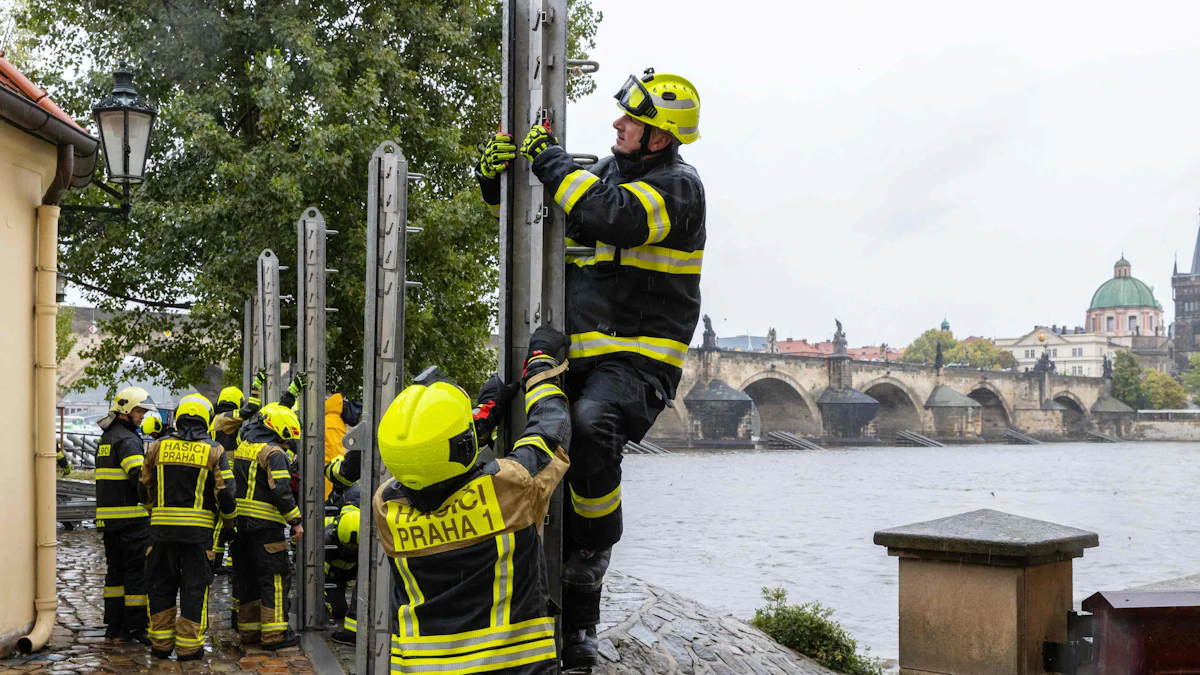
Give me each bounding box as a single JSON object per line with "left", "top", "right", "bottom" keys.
{"left": 370, "top": 326, "right": 572, "bottom": 674}
{"left": 477, "top": 68, "right": 706, "bottom": 670}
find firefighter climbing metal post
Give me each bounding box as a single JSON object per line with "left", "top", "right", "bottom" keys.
{"left": 256, "top": 249, "right": 283, "bottom": 404}
{"left": 499, "top": 0, "right": 574, "bottom": 629}
{"left": 295, "top": 207, "right": 334, "bottom": 630}
{"left": 354, "top": 141, "right": 422, "bottom": 675}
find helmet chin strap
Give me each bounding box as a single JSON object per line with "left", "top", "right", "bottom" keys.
{"left": 615, "top": 124, "right": 658, "bottom": 162}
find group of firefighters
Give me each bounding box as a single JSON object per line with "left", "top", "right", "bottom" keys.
{"left": 90, "top": 69, "right": 705, "bottom": 674}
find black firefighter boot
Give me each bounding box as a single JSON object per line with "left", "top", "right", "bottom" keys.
{"left": 562, "top": 547, "right": 611, "bottom": 593}
{"left": 561, "top": 627, "right": 599, "bottom": 673}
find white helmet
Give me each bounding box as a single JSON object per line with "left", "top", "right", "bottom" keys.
{"left": 110, "top": 386, "right": 158, "bottom": 415}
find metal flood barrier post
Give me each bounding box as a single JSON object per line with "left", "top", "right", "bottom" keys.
{"left": 243, "top": 297, "right": 256, "bottom": 394}
{"left": 499, "top": 0, "right": 575, "bottom": 631}
{"left": 296, "top": 207, "right": 336, "bottom": 630}
{"left": 256, "top": 249, "right": 283, "bottom": 404}
{"left": 354, "top": 141, "right": 422, "bottom": 675}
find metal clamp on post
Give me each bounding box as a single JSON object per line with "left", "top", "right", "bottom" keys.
{"left": 567, "top": 59, "right": 600, "bottom": 75}
{"left": 569, "top": 153, "right": 599, "bottom": 166}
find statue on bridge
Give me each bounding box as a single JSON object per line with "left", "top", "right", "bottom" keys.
{"left": 1102, "top": 354, "right": 1113, "bottom": 379}
{"left": 1033, "top": 349, "right": 1057, "bottom": 374}
{"left": 766, "top": 327, "right": 778, "bottom": 354}
{"left": 832, "top": 319, "right": 847, "bottom": 357}
{"left": 701, "top": 314, "right": 718, "bottom": 350}
{"left": 935, "top": 341, "right": 944, "bottom": 370}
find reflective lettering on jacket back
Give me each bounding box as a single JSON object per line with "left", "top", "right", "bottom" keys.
{"left": 383, "top": 475, "right": 505, "bottom": 552}
{"left": 158, "top": 439, "right": 211, "bottom": 466}
{"left": 235, "top": 442, "right": 266, "bottom": 461}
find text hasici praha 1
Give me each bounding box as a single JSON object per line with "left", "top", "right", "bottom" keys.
{"left": 384, "top": 477, "right": 506, "bottom": 552}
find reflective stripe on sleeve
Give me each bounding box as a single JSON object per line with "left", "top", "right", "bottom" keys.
{"left": 569, "top": 483, "right": 621, "bottom": 519}
{"left": 553, "top": 170, "right": 599, "bottom": 214}
{"left": 565, "top": 243, "right": 616, "bottom": 268}
{"left": 270, "top": 469, "right": 292, "bottom": 481}
{"left": 619, "top": 181, "right": 671, "bottom": 245}
{"left": 220, "top": 469, "right": 234, "bottom": 481}
{"left": 281, "top": 506, "right": 301, "bottom": 523}
{"left": 124, "top": 594, "right": 149, "bottom": 607}
{"left": 487, "top": 202, "right": 501, "bottom": 217}
{"left": 120, "top": 454, "right": 145, "bottom": 472}
{"left": 103, "top": 585, "right": 125, "bottom": 598}
{"left": 96, "top": 505, "right": 149, "bottom": 520}
{"left": 523, "top": 383, "right": 564, "bottom": 413}
{"left": 568, "top": 332, "right": 688, "bottom": 369}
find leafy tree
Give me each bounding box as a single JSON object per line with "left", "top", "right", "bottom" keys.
{"left": 1181, "top": 353, "right": 1200, "bottom": 399}
{"left": 994, "top": 350, "right": 1019, "bottom": 370}
{"left": 947, "top": 339, "right": 1011, "bottom": 370}
{"left": 1111, "top": 350, "right": 1144, "bottom": 409}
{"left": 10, "top": 0, "right": 602, "bottom": 398}
{"left": 900, "top": 328, "right": 959, "bottom": 365}
{"left": 1142, "top": 369, "right": 1187, "bottom": 410}
{"left": 56, "top": 305, "right": 77, "bottom": 364}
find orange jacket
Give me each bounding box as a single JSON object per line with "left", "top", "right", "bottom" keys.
{"left": 324, "top": 394, "right": 348, "bottom": 499}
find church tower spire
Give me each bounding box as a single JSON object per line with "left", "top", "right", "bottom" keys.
{"left": 1191, "top": 208, "right": 1200, "bottom": 275}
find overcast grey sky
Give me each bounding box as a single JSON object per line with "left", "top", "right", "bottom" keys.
{"left": 567, "top": 0, "right": 1200, "bottom": 347}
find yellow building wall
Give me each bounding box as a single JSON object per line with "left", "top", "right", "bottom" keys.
{"left": 0, "top": 123, "right": 57, "bottom": 644}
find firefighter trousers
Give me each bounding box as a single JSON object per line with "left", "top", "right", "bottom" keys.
{"left": 563, "top": 360, "right": 664, "bottom": 629}
{"left": 102, "top": 522, "right": 151, "bottom": 635}
{"left": 325, "top": 565, "right": 359, "bottom": 633}
{"left": 146, "top": 541, "right": 214, "bottom": 657}
{"left": 233, "top": 527, "right": 292, "bottom": 644}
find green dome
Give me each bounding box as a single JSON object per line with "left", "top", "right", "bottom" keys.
{"left": 1089, "top": 275, "right": 1158, "bottom": 310}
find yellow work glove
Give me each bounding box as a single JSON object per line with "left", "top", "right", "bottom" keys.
{"left": 519, "top": 123, "right": 558, "bottom": 161}
{"left": 480, "top": 132, "right": 517, "bottom": 178}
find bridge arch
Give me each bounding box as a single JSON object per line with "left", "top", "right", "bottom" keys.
{"left": 967, "top": 382, "right": 1013, "bottom": 436}
{"left": 737, "top": 371, "right": 819, "bottom": 436}
{"left": 859, "top": 376, "right": 925, "bottom": 438}
{"left": 1051, "top": 390, "right": 1089, "bottom": 437}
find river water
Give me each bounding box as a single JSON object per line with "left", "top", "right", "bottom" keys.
{"left": 615, "top": 442, "right": 1200, "bottom": 663}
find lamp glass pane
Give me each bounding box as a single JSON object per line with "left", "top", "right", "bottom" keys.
{"left": 125, "top": 111, "right": 153, "bottom": 181}
{"left": 97, "top": 110, "right": 127, "bottom": 179}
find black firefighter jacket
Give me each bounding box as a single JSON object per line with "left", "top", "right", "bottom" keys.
{"left": 140, "top": 420, "right": 237, "bottom": 544}
{"left": 233, "top": 416, "right": 302, "bottom": 532}
{"left": 96, "top": 417, "right": 149, "bottom": 530}
{"left": 372, "top": 353, "right": 571, "bottom": 675}
{"left": 478, "top": 143, "right": 706, "bottom": 397}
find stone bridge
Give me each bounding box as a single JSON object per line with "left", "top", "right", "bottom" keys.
{"left": 648, "top": 349, "right": 1117, "bottom": 445}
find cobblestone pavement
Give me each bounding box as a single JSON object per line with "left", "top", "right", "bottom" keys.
{"left": 0, "top": 528, "right": 315, "bottom": 675}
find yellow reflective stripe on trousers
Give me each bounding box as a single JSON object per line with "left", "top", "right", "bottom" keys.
{"left": 125, "top": 594, "right": 149, "bottom": 607}
{"left": 394, "top": 558, "right": 425, "bottom": 638}
{"left": 96, "top": 468, "right": 127, "bottom": 480}
{"left": 345, "top": 616, "right": 358, "bottom": 632}
{"left": 568, "top": 332, "right": 688, "bottom": 369}
{"left": 487, "top": 202, "right": 500, "bottom": 217}
{"left": 569, "top": 483, "right": 621, "bottom": 519}
{"left": 619, "top": 245, "right": 703, "bottom": 275}
{"left": 492, "top": 533, "right": 515, "bottom": 627}
{"left": 237, "top": 498, "right": 287, "bottom": 524}
{"left": 262, "top": 574, "right": 286, "bottom": 631}
{"left": 120, "top": 454, "right": 145, "bottom": 472}
{"left": 97, "top": 506, "right": 148, "bottom": 520}
{"left": 103, "top": 585, "right": 125, "bottom": 598}
{"left": 512, "top": 435, "right": 552, "bottom": 458}
{"left": 524, "top": 383, "right": 564, "bottom": 413}
{"left": 553, "top": 170, "right": 599, "bottom": 214}
{"left": 619, "top": 181, "right": 672, "bottom": 245}
{"left": 147, "top": 627, "right": 175, "bottom": 639}
{"left": 391, "top": 617, "right": 554, "bottom": 653}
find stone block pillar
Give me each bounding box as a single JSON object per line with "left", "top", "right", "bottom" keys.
{"left": 874, "top": 509, "right": 1099, "bottom": 675}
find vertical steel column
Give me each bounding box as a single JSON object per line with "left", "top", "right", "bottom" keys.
{"left": 257, "top": 249, "right": 282, "bottom": 404}
{"left": 243, "top": 297, "right": 254, "bottom": 395}
{"left": 501, "top": 0, "right": 569, "bottom": 631}
{"left": 355, "top": 141, "right": 420, "bottom": 675}
{"left": 295, "top": 207, "right": 329, "bottom": 630}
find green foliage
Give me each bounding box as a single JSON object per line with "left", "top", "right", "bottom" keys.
{"left": 1142, "top": 368, "right": 1187, "bottom": 410}
{"left": 11, "top": 0, "right": 601, "bottom": 398}
{"left": 1111, "top": 350, "right": 1144, "bottom": 409}
{"left": 56, "top": 305, "right": 78, "bottom": 364}
{"left": 1181, "top": 353, "right": 1200, "bottom": 399}
{"left": 751, "top": 588, "right": 883, "bottom": 675}
{"left": 900, "top": 328, "right": 958, "bottom": 365}
{"left": 947, "top": 339, "right": 1010, "bottom": 370}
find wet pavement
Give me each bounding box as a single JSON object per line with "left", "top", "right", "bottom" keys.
{"left": 0, "top": 527, "right": 315, "bottom": 675}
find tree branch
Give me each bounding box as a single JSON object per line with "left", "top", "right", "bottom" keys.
{"left": 63, "top": 275, "right": 194, "bottom": 309}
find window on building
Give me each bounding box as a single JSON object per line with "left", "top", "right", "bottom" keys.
{"left": 1150, "top": 316, "right": 1155, "bottom": 331}
{"left": 1107, "top": 316, "right": 1115, "bottom": 331}
{"left": 1129, "top": 315, "right": 1138, "bottom": 332}
{"left": 1051, "top": 349, "right": 1058, "bottom": 357}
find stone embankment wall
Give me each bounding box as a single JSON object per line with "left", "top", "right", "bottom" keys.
{"left": 596, "top": 571, "right": 839, "bottom": 675}
{"left": 1125, "top": 419, "right": 1200, "bottom": 441}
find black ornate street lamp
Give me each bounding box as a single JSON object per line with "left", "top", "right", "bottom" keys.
{"left": 62, "top": 64, "right": 157, "bottom": 216}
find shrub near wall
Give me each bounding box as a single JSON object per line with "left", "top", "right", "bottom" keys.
{"left": 751, "top": 588, "right": 883, "bottom": 675}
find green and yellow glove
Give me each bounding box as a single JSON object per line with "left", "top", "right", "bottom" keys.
{"left": 480, "top": 132, "right": 517, "bottom": 178}
{"left": 249, "top": 367, "right": 267, "bottom": 406}
{"left": 288, "top": 371, "right": 309, "bottom": 397}
{"left": 520, "top": 123, "right": 558, "bottom": 161}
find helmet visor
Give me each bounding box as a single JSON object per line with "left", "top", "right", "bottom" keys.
{"left": 615, "top": 75, "right": 657, "bottom": 119}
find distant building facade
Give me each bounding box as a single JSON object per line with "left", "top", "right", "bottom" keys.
{"left": 1086, "top": 258, "right": 1163, "bottom": 337}
{"left": 996, "top": 328, "right": 1112, "bottom": 376}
